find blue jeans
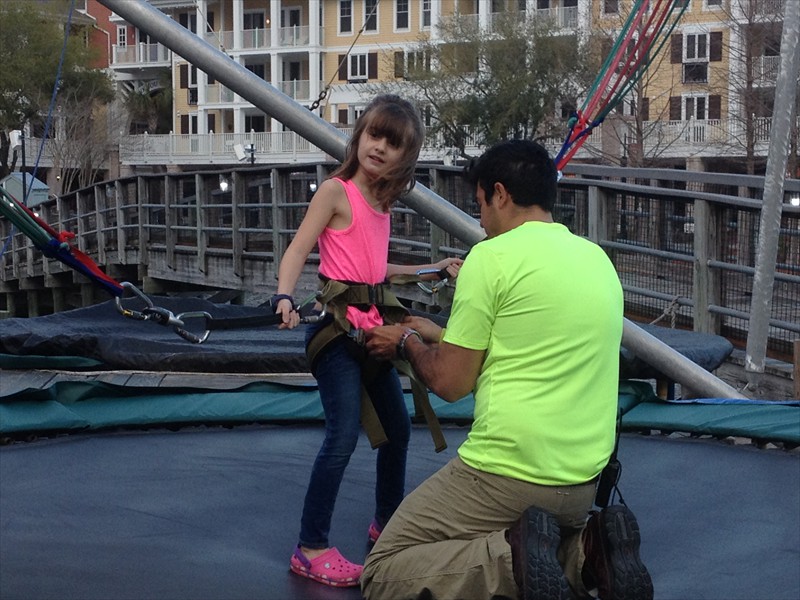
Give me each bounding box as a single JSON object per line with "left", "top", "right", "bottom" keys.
{"left": 298, "top": 320, "right": 411, "bottom": 549}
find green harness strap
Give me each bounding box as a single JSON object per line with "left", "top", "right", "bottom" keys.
{"left": 305, "top": 278, "right": 447, "bottom": 453}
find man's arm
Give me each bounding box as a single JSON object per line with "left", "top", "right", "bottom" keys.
{"left": 365, "top": 324, "right": 484, "bottom": 402}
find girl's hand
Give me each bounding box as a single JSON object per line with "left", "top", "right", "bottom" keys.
{"left": 275, "top": 298, "right": 300, "bottom": 329}
{"left": 435, "top": 257, "right": 464, "bottom": 280}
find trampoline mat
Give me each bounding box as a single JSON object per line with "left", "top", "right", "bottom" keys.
{"left": 1, "top": 426, "right": 798, "bottom": 600}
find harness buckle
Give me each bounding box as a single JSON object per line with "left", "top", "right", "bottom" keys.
{"left": 347, "top": 328, "right": 366, "bottom": 346}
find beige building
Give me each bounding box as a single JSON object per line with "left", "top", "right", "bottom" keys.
{"left": 104, "top": 0, "right": 795, "bottom": 173}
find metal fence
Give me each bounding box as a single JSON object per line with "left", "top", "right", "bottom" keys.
{"left": 1, "top": 163, "right": 798, "bottom": 360}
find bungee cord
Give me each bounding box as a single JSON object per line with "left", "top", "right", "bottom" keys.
{"left": 554, "top": 0, "right": 689, "bottom": 171}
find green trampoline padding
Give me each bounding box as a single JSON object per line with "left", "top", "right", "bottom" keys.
{"left": 0, "top": 378, "right": 796, "bottom": 444}
{"left": 0, "top": 380, "right": 477, "bottom": 435}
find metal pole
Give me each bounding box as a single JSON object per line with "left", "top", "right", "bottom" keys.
{"left": 745, "top": 0, "right": 800, "bottom": 381}
{"left": 98, "top": 0, "right": 747, "bottom": 400}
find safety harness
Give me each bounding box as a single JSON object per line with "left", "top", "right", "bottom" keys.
{"left": 306, "top": 276, "right": 447, "bottom": 453}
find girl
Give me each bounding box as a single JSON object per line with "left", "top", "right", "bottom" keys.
{"left": 273, "top": 94, "right": 462, "bottom": 588}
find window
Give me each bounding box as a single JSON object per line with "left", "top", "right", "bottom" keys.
{"left": 685, "top": 33, "right": 708, "bottom": 61}
{"left": 243, "top": 12, "right": 266, "bottom": 30}
{"left": 706, "top": 0, "right": 722, "bottom": 6}
{"left": 365, "top": 0, "right": 378, "bottom": 32}
{"left": 685, "top": 95, "right": 707, "bottom": 120}
{"left": 246, "top": 63, "right": 266, "bottom": 80}
{"left": 349, "top": 53, "right": 368, "bottom": 81}
{"left": 684, "top": 63, "right": 708, "bottom": 83}
{"left": 339, "top": 0, "right": 352, "bottom": 34}
{"left": 245, "top": 115, "right": 266, "bottom": 133}
{"left": 395, "top": 0, "right": 409, "bottom": 30}
{"left": 116, "top": 26, "right": 127, "bottom": 47}
{"left": 394, "top": 50, "right": 430, "bottom": 78}
{"left": 679, "top": 31, "right": 720, "bottom": 83}
{"left": 422, "top": 0, "right": 431, "bottom": 28}
{"left": 603, "top": 0, "right": 619, "bottom": 14}
{"left": 178, "top": 12, "right": 197, "bottom": 34}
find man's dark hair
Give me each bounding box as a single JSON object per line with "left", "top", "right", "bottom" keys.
{"left": 465, "top": 140, "right": 558, "bottom": 211}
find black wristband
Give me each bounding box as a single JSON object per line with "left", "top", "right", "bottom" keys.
{"left": 270, "top": 294, "right": 295, "bottom": 313}
{"left": 397, "top": 328, "right": 423, "bottom": 361}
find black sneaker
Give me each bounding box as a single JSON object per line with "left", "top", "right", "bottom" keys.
{"left": 509, "top": 506, "right": 572, "bottom": 600}
{"left": 582, "top": 505, "right": 653, "bottom": 600}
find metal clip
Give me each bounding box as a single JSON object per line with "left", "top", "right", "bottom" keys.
{"left": 115, "top": 281, "right": 154, "bottom": 321}
{"left": 415, "top": 268, "right": 448, "bottom": 296}
{"left": 174, "top": 311, "right": 212, "bottom": 344}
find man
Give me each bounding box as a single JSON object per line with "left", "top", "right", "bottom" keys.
{"left": 361, "top": 140, "right": 653, "bottom": 600}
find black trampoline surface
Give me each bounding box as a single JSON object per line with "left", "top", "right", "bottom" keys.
{"left": 1, "top": 425, "right": 798, "bottom": 600}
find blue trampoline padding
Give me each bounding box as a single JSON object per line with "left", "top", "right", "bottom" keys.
{"left": 0, "top": 353, "right": 105, "bottom": 369}
{"left": 622, "top": 400, "right": 800, "bottom": 444}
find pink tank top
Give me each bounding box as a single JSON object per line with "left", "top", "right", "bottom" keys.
{"left": 318, "top": 178, "right": 390, "bottom": 330}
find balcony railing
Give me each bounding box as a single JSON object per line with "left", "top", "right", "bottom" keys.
{"left": 279, "top": 25, "right": 310, "bottom": 47}
{"left": 278, "top": 80, "right": 311, "bottom": 100}
{"left": 2, "top": 165, "right": 797, "bottom": 360}
{"left": 111, "top": 42, "right": 171, "bottom": 66}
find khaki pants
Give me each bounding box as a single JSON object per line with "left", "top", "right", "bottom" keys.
{"left": 362, "top": 456, "right": 596, "bottom": 600}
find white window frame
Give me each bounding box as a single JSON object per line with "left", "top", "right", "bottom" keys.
{"left": 683, "top": 93, "right": 709, "bottom": 120}
{"left": 116, "top": 25, "right": 127, "bottom": 47}
{"left": 395, "top": 0, "right": 410, "bottom": 32}
{"left": 339, "top": 0, "right": 353, "bottom": 35}
{"left": 684, "top": 31, "right": 709, "bottom": 62}
{"left": 421, "top": 0, "right": 431, "bottom": 30}
{"left": 704, "top": 0, "right": 723, "bottom": 9}
{"left": 349, "top": 53, "right": 368, "bottom": 81}
{"left": 364, "top": 0, "right": 379, "bottom": 34}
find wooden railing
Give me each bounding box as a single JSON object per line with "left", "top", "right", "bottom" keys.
{"left": 1, "top": 163, "right": 798, "bottom": 360}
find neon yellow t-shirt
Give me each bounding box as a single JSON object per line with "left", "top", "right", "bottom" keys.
{"left": 444, "top": 221, "right": 623, "bottom": 486}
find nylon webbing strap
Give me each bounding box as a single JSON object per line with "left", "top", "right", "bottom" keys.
{"left": 305, "top": 277, "right": 446, "bottom": 452}
{"left": 393, "top": 359, "right": 447, "bottom": 452}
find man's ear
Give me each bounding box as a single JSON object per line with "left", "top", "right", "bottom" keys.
{"left": 493, "top": 182, "right": 511, "bottom": 208}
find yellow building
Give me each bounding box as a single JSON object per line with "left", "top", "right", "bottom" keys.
{"left": 106, "top": 0, "right": 794, "bottom": 172}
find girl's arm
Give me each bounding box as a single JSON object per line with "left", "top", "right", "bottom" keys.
{"left": 386, "top": 257, "right": 463, "bottom": 281}
{"left": 275, "top": 179, "right": 346, "bottom": 327}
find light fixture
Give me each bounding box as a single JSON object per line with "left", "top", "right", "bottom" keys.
{"left": 219, "top": 175, "right": 229, "bottom": 192}
{"left": 309, "top": 182, "right": 318, "bottom": 193}
{"left": 790, "top": 196, "right": 800, "bottom": 207}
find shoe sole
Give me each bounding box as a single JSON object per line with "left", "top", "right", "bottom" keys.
{"left": 524, "top": 508, "right": 572, "bottom": 600}
{"left": 289, "top": 562, "right": 361, "bottom": 587}
{"left": 599, "top": 506, "right": 654, "bottom": 600}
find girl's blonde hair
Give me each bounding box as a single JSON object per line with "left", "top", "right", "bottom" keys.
{"left": 330, "top": 94, "right": 424, "bottom": 211}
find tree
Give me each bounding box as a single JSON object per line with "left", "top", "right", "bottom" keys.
{"left": 0, "top": 1, "right": 112, "bottom": 182}
{"left": 43, "top": 69, "right": 115, "bottom": 192}
{"left": 122, "top": 70, "right": 173, "bottom": 135}
{"left": 379, "top": 10, "right": 593, "bottom": 158}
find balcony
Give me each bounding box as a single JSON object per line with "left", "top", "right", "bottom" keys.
{"left": 278, "top": 80, "right": 311, "bottom": 100}
{"left": 753, "top": 55, "right": 780, "bottom": 83}
{"left": 112, "top": 116, "right": 798, "bottom": 167}
{"left": 111, "top": 43, "right": 171, "bottom": 67}
{"left": 279, "top": 25, "right": 310, "bottom": 47}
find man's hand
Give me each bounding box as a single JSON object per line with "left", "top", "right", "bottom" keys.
{"left": 365, "top": 324, "right": 407, "bottom": 360}
{"left": 402, "top": 315, "right": 442, "bottom": 343}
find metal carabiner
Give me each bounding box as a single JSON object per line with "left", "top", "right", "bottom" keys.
{"left": 141, "top": 306, "right": 184, "bottom": 328}
{"left": 415, "top": 268, "right": 449, "bottom": 296}
{"left": 301, "top": 303, "right": 327, "bottom": 324}
{"left": 115, "top": 281, "right": 155, "bottom": 321}
{"left": 174, "top": 310, "right": 212, "bottom": 344}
